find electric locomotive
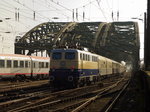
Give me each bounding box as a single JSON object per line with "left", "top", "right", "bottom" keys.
{"left": 49, "top": 48, "right": 125, "bottom": 88}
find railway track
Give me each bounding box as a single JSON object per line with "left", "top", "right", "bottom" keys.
{"left": 0, "top": 74, "right": 128, "bottom": 112}
{"left": 74, "top": 79, "right": 130, "bottom": 112}
{"left": 0, "top": 80, "right": 49, "bottom": 93}
{"left": 0, "top": 80, "right": 50, "bottom": 103}
{"left": 73, "top": 73, "right": 131, "bottom": 112}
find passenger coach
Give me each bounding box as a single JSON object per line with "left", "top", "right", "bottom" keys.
{"left": 0, "top": 54, "right": 50, "bottom": 80}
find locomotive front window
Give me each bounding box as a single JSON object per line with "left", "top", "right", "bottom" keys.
{"left": 65, "top": 52, "right": 75, "bottom": 60}
{"left": 52, "top": 52, "right": 62, "bottom": 60}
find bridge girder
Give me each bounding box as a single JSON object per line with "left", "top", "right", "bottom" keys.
{"left": 15, "top": 22, "right": 68, "bottom": 55}
{"left": 15, "top": 21, "right": 140, "bottom": 70}
{"left": 52, "top": 22, "right": 105, "bottom": 49}
{"left": 95, "top": 21, "right": 140, "bottom": 70}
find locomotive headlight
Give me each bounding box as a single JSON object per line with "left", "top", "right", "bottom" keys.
{"left": 49, "top": 76, "right": 55, "bottom": 81}
{"left": 68, "top": 76, "right": 73, "bottom": 82}
{"left": 71, "top": 69, "right": 74, "bottom": 72}
{"left": 51, "top": 68, "right": 55, "bottom": 72}
{"left": 70, "top": 66, "right": 75, "bottom": 72}
{"left": 51, "top": 66, "right": 56, "bottom": 71}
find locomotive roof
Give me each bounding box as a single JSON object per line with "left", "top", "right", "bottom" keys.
{"left": 51, "top": 49, "right": 122, "bottom": 64}
{"left": 51, "top": 49, "right": 79, "bottom": 52}
{"left": 51, "top": 49, "right": 99, "bottom": 56}
{"left": 51, "top": 49, "right": 94, "bottom": 53}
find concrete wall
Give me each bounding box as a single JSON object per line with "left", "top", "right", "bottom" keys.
{"left": 0, "top": 33, "right": 15, "bottom": 54}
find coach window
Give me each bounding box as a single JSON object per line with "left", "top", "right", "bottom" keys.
{"left": 96, "top": 57, "right": 98, "bottom": 62}
{"left": 89, "top": 55, "right": 91, "bottom": 61}
{"left": 25, "top": 61, "right": 28, "bottom": 68}
{"left": 0, "top": 60, "right": 5, "bottom": 68}
{"left": 65, "top": 52, "right": 75, "bottom": 60}
{"left": 88, "top": 55, "right": 89, "bottom": 61}
{"left": 20, "top": 61, "right": 24, "bottom": 68}
{"left": 39, "top": 62, "right": 42, "bottom": 68}
{"left": 52, "top": 52, "right": 62, "bottom": 60}
{"left": 83, "top": 54, "right": 85, "bottom": 60}
{"left": 92, "top": 56, "right": 94, "bottom": 62}
{"left": 29, "top": 62, "right": 31, "bottom": 67}
{"left": 42, "top": 62, "right": 44, "bottom": 68}
{"left": 7, "top": 60, "right": 11, "bottom": 68}
{"left": 80, "top": 53, "right": 82, "bottom": 60}
{"left": 46, "top": 62, "right": 49, "bottom": 68}
{"left": 34, "top": 62, "right": 36, "bottom": 68}
{"left": 14, "top": 60, "right": 18, "bottom": 68}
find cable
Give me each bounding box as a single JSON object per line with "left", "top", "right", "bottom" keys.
{"left": 36, "top": 0, "right": 70, "bottom": 19}
{"left": 49, "top": 0, "right": 90, "bottom": 21}
{"left": 0, "top": 7, "right": 43, "bottom": 23}
{"left": 75, "top": 0, "right": 96, "bottom": 9}
{"left": 13, "top": 0, "right": 53, "bottom": 22}
{"left": 0, "top": 8, "right": 42, "bottom": 31}
{"left": 95, "top": 0, "right": 108, "bottom": 21}
{"left": 0, "top": 0, "right": 45, "bottom": 23}
{"left": 106, "top": 0, "right": 111, "bottom": 11}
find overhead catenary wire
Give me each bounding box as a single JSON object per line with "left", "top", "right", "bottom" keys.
{"left": 49, "top": 0, "right": 91, "bottom": 21}
{"left": 13, "top": 0, "right": 53, "bottom": 22}
{"left": 0, "top": 0, "right": 119, "bottom": 32}
{"left": 2, "top": 0, "right": 113, "bottom": 22}
{"left": 35, "top": 0, "right": 70, "bottom": 20}
{"left": 0, "top": 9, "right": 42, "bottom": 32}
{"left": 0, "top": 0, "right": 45, "bottom": 23}
{"left": 0, "top": 6, "right": 44, "bottom": 23}
{"left": 0, "top": 10, "right": 33, "bottom": 30}
{"left": 95, "top": 0, "right": 108, "bottom": 21}
{"left": 117, "top": 0, "right": 119, "bottom": 21}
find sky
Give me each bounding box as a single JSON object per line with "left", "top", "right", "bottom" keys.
{"left": 0, "top": 0, "right": 147, "bottom": 58}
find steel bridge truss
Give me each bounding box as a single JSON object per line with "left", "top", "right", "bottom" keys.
{"left": 15, "top": 21, "right": 140, "bottom": 70}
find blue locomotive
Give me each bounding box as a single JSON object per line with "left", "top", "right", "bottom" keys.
{"left": 49, "top": 48, "right": 125, "bottom": 88}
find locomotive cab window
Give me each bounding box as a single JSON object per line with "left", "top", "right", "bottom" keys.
{"left": 52, "top": 52, "right": 62, "bottom": 60}
{"left": 0, "top": 60, "right": 5, "bottom": 68}
{"left": 65, "top": 52, "right": 75, "bottom": 60}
